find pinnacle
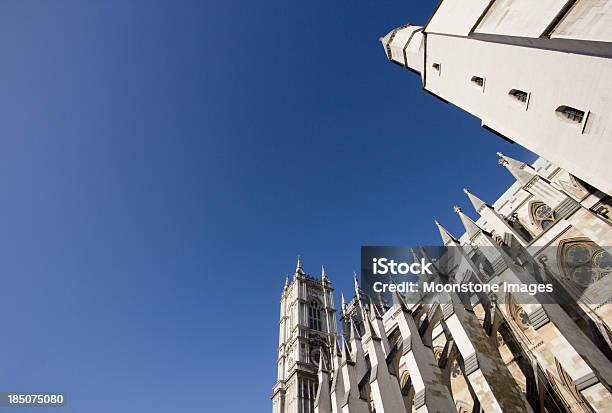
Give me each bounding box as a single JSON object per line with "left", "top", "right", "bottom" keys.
{"left": 363, "top": 311, "right": 380, "bottom": 340}
{"left": 463, "top": 188, "right": 488, "bottom": 213}
{"left": 349, "top": 318, "right": 361, "bottom": 341}
{"left": 341, "top": 339, "right": 352, "bottom": 363}
{"left": 295, "top": 255, "right": 304, "bottom": 274}
{"left": 318, "top": 352, "right": 326, "bottom": 372}
{"left": 496, "top": 153, "right": 537, "bottom": 186}
{"left": 369, "top": 302, "right": 383, "bottom": 320}
{"left": 454, "top": 205, "right": 482, "bottom": 239}
{"left": 434, "top": 219, "right": 458, "bottom": 245}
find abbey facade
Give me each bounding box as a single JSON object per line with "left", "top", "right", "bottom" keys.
{"left": 272, "top": 1, "right": 612, "bottom": 412}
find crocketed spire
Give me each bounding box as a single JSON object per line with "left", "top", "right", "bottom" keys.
{"left": 453, "top": 205, "right": 482, "bottom": 239}
{"left": 295, "top": 255, "right": 305, "bottom": 275}
{"left": 434, "top": 219, "right": 458, "bottom": 245}
{"left": 497, "top": 152, "right": 537, "bottom": 186}
{"left": 463, "top": 188, "right": 489, "bottom": 214}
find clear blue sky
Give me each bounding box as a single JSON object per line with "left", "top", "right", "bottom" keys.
{"left": 0, "top": 1, "right": 533, "bottom": 412}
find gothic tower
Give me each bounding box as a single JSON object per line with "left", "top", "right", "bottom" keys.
{"left": 380, "top": 0, "right": 612, "bottom": 195}
{"left": 272, "top": 258, "right": 338, "bottom": 413}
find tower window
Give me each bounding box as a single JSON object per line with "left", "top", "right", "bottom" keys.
{"left": 308, "top": 301, "right": 321, "bottom": 331}
{"left": 471, "top": 76, "right": 484, "bottom": 87}
{"left": 556, "top": 105, "right": 585, "bottom": 124}
{"left": 432, "top": 63, "right": 441, "bottom": 74}
{"left": 509, "top": 89, "right": 528, "bottom": 103}
{"left": 299, "top": 378, "right": 317, "bottom": 413}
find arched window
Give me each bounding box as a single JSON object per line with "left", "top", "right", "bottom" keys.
{"left": 507, "top": 293, "right": 530, "bottom": 331}
{"left": 558, "top": 238, "right": 611, "bottom": 287}
{"left": 555, "top": 105, "right": 585, "bottom": 124}
{"left": 298, "top": 378, "right": 317, "bottom": 413}
{"left": 432, "top": 63, "right": 441, "bottom": 74}
{"left": 308, "top": 301, "right": 321, "bottom": 331}
{"left": 529, "top": 202, "right": 555, "bottom": 231}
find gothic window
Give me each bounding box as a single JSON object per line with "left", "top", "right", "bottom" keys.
{"left": 308, "top": 301, "right": 322, "bottom": 331}
{"left": 558, "top": 238, "right": 611, "bottom": 287}
{"left": 555, "top": 105, "right": 585, "bottom": 124}
{"left": 471, "top": 76, "right": 484, "bottom": 87}
{"left": 432, "top": 63, "right": 441, "bottom": 74}
{"left": 509, "top": 89, "right": 528, "bottom": 103}
{"left": 298, "top": 378, "right": 317, "bottom": 413}
{"left": 507, "top": 293, "right": 530, "bottom": 331}
{"left": 529, "top": 202, "right": 555, "bottom": 231}
{"left": 309, "top": 343, "right": 322, "bottom": 365}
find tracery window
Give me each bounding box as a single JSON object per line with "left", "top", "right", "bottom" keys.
{"left": 529, "top": 202, "right": 555, "bottom": 231}
{"left": 559, "top": 238, "right": 611, "bottom": 287}
{"left": 308, "top": 301, "right": 321, "bottom": 331}
{"left": 507, "top": 293, "right": 530, "bottom": 331}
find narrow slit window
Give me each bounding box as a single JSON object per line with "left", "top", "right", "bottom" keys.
{"left": 432, "top": 63, "right": 441, "bottom": 73}
{"left": 471, "top": 76, "right": 484, "bottom": 87}
{"left": 556, "top": 105, "right": 585, "bottom": 124}
{"left": 509, "top": 89, "right": 528, "bottom": 103}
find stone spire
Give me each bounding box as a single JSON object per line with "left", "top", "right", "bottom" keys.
{"left": 314, "top": 353, "right": 332, "bottom": 413}
{"left": 410, "top": 247, "right": 420, "bottom": 264}
{"left": 341, "top": 291, "right": 346, "bottom": 309}
{"left": 321, "top": 264, "right": 328, "bottom": 282}
{"left": 463, "top": 188, "right": 489, "bottom": 214}
{"left": 497, "top": 152, "right": 537, "bottom": 186}
{"left": 369, "top": 302, "right": 391, "bottom": 356}
{"left": 391, "top": 289, "right": 407, "bottom": 310}
{"left": 369, "top": 302, "right": 383, "bottom": 320}
{"left": 349, "top": 318, "right": 361, "bottom": 342}
{"left": 353, "top": 271, "right": 359, "bottom": 293}
{"left": 349, "top": 318, "right": 367, "bottom": 381}
{"left": 434, "top": 219, "right": 458, "bottom": 245}
{"left": 341, "top": 337, "right": 352, "bottom": 364}
{"left": 363, "top": 309, "right": 380, "bottom": 340}
{"left": 394, "top": 290, "right": 457, "bottom": 412}
{"left": 284, "top": 273, "right": 289, "bottom": 290}
{"left": 330, "top": 337, "right": 345, "bottom": 413}
{"left": 295, "top": 255, "right": 305, "bottom": 275}
{"left": 362, "top": 301, "right": 405, "bottom": 412}
{"left": 454, "top": 205, "right": 482, "bottom": 239}
{"left": 375, "top": 291, "right": 389, "bottom": 313}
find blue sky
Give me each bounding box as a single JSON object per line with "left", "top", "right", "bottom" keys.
{"left": 0, "top": 1, "right": 533, "bottom": 412}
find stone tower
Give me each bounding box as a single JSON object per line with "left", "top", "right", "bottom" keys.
{"left": 380, "top": 0, "right": 612, "bottom": 195}
{"left": 272, "top": 258, "right": 338, "bottom": 413}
